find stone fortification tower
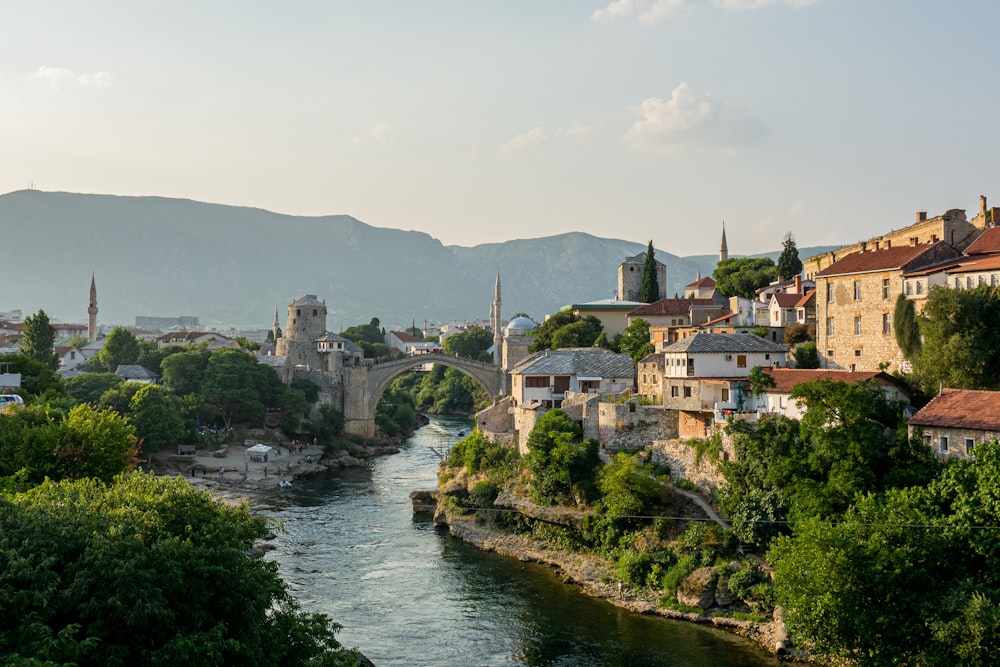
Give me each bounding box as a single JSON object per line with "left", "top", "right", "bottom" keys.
{"left": 275, "top": 295, "right": 327, "bottom": 369}
{"left": 618, "top": 251, "right": 666, "bottom": 302}
{"left": 720, "top": 222, "right": 728, "bottom": 262}
{"left": 87, "top": 273, "right": 98, "bottom": 342}
{"left": 491, "top": 271, "right": 502, "bottom": 365}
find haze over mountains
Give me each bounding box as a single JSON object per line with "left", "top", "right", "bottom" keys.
{"left": 4, "top": 190, "right": 838, "bottom": 331}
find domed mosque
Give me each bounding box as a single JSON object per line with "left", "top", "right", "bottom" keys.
{"left": 502, "top": 315, "right": 535, "bottom": 372}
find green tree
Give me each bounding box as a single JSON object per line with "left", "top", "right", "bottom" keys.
{"left": 160, "top": 347, "right": 212, "bottom": 396}
{"left": 776, "top": 231, "right": 803, "bottom": 280}
{"left": 200, "top": 349, "right": 282, "bottom": 430}
{"left": 793, "top": 341, "right": 820, "bottom": 369}
{"left": 527, "top": 310, "right": 601, "bottom": 352}
{"left": 0, "top": 472, "right": 359, "bottom": 666}
{"left": 640, "top": 240, "right": 660, "bottom": 303}
{"left": 341, "top": 319, "right": 384, "bottom": 346}
{"left": 63, "top": 372, "right": 124, "bottom": 405}
{"left": 0, "top": 353, "right": 61, "bottom": 401}
{"left": 129, "top": 384, "right": 185, "bottom": 453}
{"left": 746, "top": 365, "right": 776, "bottom": 397}
{"left": 912, "top": 285, "right": 1000, "bottom": 391}
{"left": 20, "top": 309, "right": 58, "bottom": 370}
{"left": 713, "top": 257, "right": 778, "bottom": 300}
{"left": 442, "top": 327, "right": 493, "bottom": 361}
{"left": 89, "top": 326, "right": 141, "bottom": 373}
{"left": 524, "top": 409, "right": 600, "bottom": 505}
{"left": 783, "top": 322, "right": 812, "bottom": 346}
{"left": 613, "top": 318, "right": 652, "bottom": 363}
{"left": 893, "top": 293, "right": 922, "bottom": 359}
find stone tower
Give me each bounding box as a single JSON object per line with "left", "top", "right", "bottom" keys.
{"left": 618, "top": 251, "right": 666, "bottom": 302}
{"left": 87, "top": 273, "right": 98, "bottom": 342}
{"left": 720, "top": 222, "right": 729, "bottom": 262}
{"left": 491, "top": 271, "right": 502, "bottom": 365}
{"left": 275, "top": 295, "right": 327, "bottom": 369}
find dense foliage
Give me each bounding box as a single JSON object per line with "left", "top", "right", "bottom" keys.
{"left": 441, "top": 327, "right": 493, "bottom": 362}
{"left": 612, "top": 318, "right": 652, "bottom": 363}
{"left": 526, "top": 310, "right": 603, "bottom": 353}
{"left": 776, "top": 231, "right": 803, "bottom": 281}
{"left": 640, "top": 240, "right": 660, "bottom": 303}
{"left": 523, "top": 410, "right": 601, "bottom": 505}
{"left": 20, "top": 309, "right": 58, "bottom": 371}
{"left": 0, "top": 472, "right": 360, "bottom": 666}
{"left": 712, "top": 257, "right": 778, "bottom": 300}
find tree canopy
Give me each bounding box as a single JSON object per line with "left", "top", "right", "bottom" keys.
{"left": 613, "top": 318, "right": 652, "bottom": 363}
{"left": 712, "top": 257, "right": 778, "bottom": 300}
{"left": 527, "top": 311, "right": 603, "bottom": 353}
{"left": 20, "top": 309, "right": 58, "bottom": 371}
{"left": 0, "top": 472, "right": 360, "bottom": 666}
{"left": 442, "top": 327, "right": 493, "bottom": 362}
{"left": 89, "top": 326, "right": 141, "bottom": 373}
{"left": 776, "top": 231, "right": 803, "bottom": 280}
{"left": 640, "top": 240, "right": 660, "bottom": 303}
{"left": 524, "top": 409, "right": 600, "bottom": 505}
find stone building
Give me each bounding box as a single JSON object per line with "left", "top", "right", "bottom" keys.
{"left": 617, "top": 251, "right": 666, "bottom": 302}
{"left": 804, "top": 202, "right": 989, "bottom": 281}
{"left": 815, "top": 241, "right": 961, "bottom": 372}
{"left": 908, "top": 388, "right": 1000, "bottom": 460}
{"left": 501, "top": 316, "right": 535, "bottom": 372}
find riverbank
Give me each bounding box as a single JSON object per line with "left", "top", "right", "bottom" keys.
{"left": 441, "top": 513, "right": 794, "bottom": 659}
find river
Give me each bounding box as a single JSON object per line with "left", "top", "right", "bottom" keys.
{"left": 261, "top": 415, "right": 783, "bottom": 667}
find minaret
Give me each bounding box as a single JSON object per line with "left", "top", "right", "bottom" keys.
{"left": 87, "top": 273, "right": 98, "bottom": 342}
{"left": 720, "top": 221, "right": 729, "bottom": 262}
{"left": 492, "top": 271, "right": 502, "bottom": 365}
{"left": 272, "top": 307, "right": 280, "bottom": 342}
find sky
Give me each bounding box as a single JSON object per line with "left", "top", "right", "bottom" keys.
{"left": 3, "top": 0, "right": 999, "bottom": 256}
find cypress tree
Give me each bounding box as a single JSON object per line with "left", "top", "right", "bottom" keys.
{"left": 777, "top": 231, "right": 803, "bottom": 281}
{"left": 893, "top": 293, "right": 921, "bottom": 359}
{"left": 640, "top": 240, "right": 660, "bottom": 303}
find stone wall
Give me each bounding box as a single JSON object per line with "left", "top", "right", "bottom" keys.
{"left": 602, "top": 406, "right": 678, "bottom": 452}
{"left": 476, "top": 396, "right": 514, "bottom": 435}
{"left": 647, "top": 433, "right": 735, "bottom": 495}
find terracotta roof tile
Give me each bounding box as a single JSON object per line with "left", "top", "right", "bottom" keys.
{"left": 816, "top": 242, "right": 958, "bottom": 277}
{"left": 794, "top": 291, "right": 816, "bottom": 308}
{"left": 630, "top": 298, "right": 716, "bottom": 316}
{"left": 770, "top": 293, "right": 801, "bottom": 308}
{"left": 964, "top": 227, "right": 1000, "bottom": 255}
{"left": 686, "top": 276, "right": 716, "bottom": 288}
{"left": 908, "top": 388, "right": 1000, "bottom": 431}
{"left": 763, "top": 368, "right": 891, "bottom": 394}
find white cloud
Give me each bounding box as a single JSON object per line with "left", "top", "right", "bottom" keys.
{"left": 27, "top": 66, "right": 112, "bottom": 89}
{"left": 556, "top": 123, "right": 596, "bottom": 140}
{"left": 499, "top": 127, "right": 548, "bottom": 156}
{"left": 591, "top": 0, "right": 691, "bottom": 25}
{"left": 591, "top": 0, "right": 816, "bottom": 24}
{"left": 622, "top": 81, "right": 766, "bottom": 154}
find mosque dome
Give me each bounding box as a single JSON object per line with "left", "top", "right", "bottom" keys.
{"left": 506, "top": 316, "right": 536, "bottom": 332}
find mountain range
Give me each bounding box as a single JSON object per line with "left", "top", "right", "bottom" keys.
{"left": 3, "top": 190, "right": 839, "bottom": 331}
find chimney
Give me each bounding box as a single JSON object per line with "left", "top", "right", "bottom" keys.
{"left": 875, "top": 241, "right": 880, "bottom": 250}
{"left": 916, "top": 211, "right": 927, "bottom": 222}
{"left": 794, "top": 274, "right": 801, "bottom": 292}
{"left": 861, "top": 241, "right": 867, "bottom": 251}
{"left": 886, "top": 239, "right": 892, "bottom": 248}
{"left": 910, "top": 237, "right": 918, "bottom": 246}
{"left": 981, "top": 195, "right": 988, "bottom": 216}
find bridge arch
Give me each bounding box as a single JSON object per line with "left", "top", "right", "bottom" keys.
{"left": 343, "top": 353, "right": 509, "bottom": 437}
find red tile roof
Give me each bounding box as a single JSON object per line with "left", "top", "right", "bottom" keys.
{"left": 946, "top": 254, "right": 1000, "bottom": 275}
{"left": 390, "top": 331, "right": 424, "bottom": 343}
{"left": 816, "top": 242, "right": 959, "bottom": 277}
{"left": 908, "top": 388, "right": 1000, "bottom": 431}
{"left": 630, "top": 298, "right": 716, "bottom": 316}
{"left": 964, "top": 227, "right": 1000, "bottom": 255}
{"left": 685, "top": 276, "right": 716, "bottom": 288}
{"left": 794, "top": 291, "right": 816, "bottom": 308}
{"left": 764, "top": 368, "right": 893, "bottom": 394}
{"left": 770, "top": 293, "right": 801, "bottom": 308}
{"left": 699, "top": 312, "right": 738, "bottom": 327}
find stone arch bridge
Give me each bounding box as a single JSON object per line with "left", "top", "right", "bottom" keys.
{"left": 342, "top": 353, "right": 509, "bottom": 437}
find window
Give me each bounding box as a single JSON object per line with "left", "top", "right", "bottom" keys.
{"left": 940, "top": 436, "right": 949, "bottom": 453}
{"left": 827, "top": 282, "right": 833, "bottom": 302}
{"left": 853, "top": 280, "right": 862, "bottom": 300}
{"left": 721, "top": 388, "right": 730, "bottom": 402}
{"left": 924, "top": 434, "right": 931, "bottom": 446}
{"left": 979, "top": 275, "right": 986, "bottom": 287}
{"left": 993, "top": 274, "right": 999, "bottom": 287}
{"left": 853, "top": 348, "right": 861, "bottom": 357}
{"left": 683, "top": 386, "right": 692, "bottom": 398}
{"left": 737, "top": 354, "right": 747, "bottom": 368}
{"left": 882, "top": 278, "right": 890, "bottom": 299}
{"left": 671, "top": 386, "right": 679, "bottom": 397}
{"left": 966, "top": 438, "right": 975, "bottom": 455}
{"left": 854, "top": 315, "right": 862, "bottom": 336}
{"left": 955, "top": 277, "right": 962, "bottom": 289}
{"left": 313, "top": 309, "right": 318, "bottom": 316}
{"left": 827, "top": 349, "right": 835, "bottom": 356}
{"left": 967, "top": 276, "right": 974, "bottom": 289}
{"left": 686, "top": 358, "right": 695, "bottom": 376}
{"left": 905, "top": 281, "right": 912, "bottom": 296}
{"left": 883, "top": 313, "right": 891, "bottom": 334}
{"left": 827, "top": 317, "right": 835, "bottom": 337}
{"left": 916, "top": 280, "right": 923, "bottom": 295}
{"left": 525, "top": 376, "right": 548, "bottom": 388}
{"left": 642, "top": 374, "right": 647, "bottom": 384}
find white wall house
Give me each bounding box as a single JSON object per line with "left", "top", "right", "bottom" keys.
{"left": 511, "top": 347, "right": 635, "bottom": 410}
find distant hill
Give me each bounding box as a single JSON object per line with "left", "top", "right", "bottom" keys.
{"left": 1, "top": 190, "right": 840, "bottom": 330}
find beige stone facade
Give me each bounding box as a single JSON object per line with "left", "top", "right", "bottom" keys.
{"left": 815, "top": 242, "right": 961, "bottom": 372}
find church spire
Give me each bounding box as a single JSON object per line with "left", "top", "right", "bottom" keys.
{"left": 720, "top": 221, "right": 729, "bottom": 262}
{"left": 87, "top": 272, "right": 98, "bottom": 342}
